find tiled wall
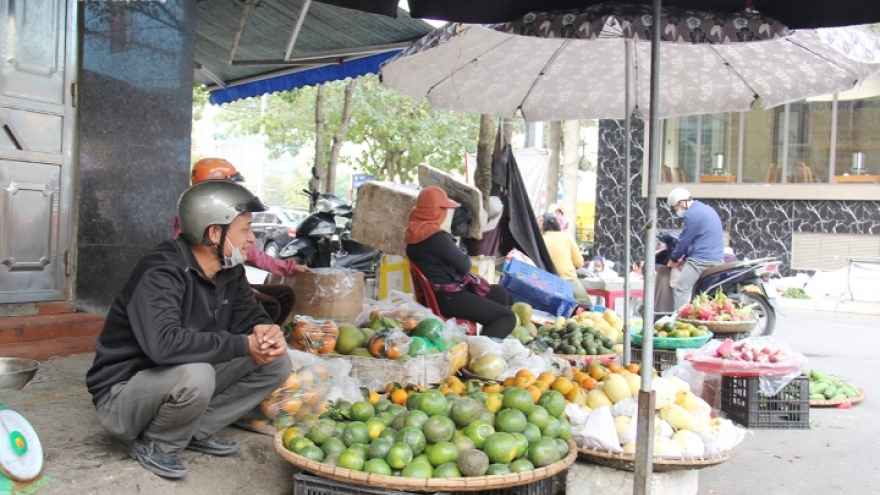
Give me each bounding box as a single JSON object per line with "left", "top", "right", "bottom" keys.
{"left": 595, "top": 119, "right": 880, "bottom": 275}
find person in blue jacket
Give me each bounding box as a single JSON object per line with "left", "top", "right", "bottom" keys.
{"left": 666, "top": 187, "right": 725, "bottom": 311}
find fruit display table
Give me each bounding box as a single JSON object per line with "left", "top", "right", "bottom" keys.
{"left": 581, "top": 280, "right": 644, "bottom": 312}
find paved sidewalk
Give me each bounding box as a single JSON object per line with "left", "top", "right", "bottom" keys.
{"left": 776, "top": 295, "right": 880, "bottom": 317}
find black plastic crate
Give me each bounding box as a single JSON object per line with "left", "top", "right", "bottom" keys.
{"left": 720, "top": 376, "right": 809, "bottom": 429}
{"left": 292, "top": 472, "right": 565, "bottom": 495}
{"left": 630, "top": 347, "right": 678, "bottom": 373}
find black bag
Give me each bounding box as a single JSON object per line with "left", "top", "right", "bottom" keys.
{"left": 451, "top": 205, "right": 473, "bottom": 237}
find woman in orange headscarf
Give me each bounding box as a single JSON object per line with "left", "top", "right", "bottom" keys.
{"left": 405, "top": 187, "right": 516, "bottom": 339}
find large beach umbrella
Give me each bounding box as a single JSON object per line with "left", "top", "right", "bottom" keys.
{"left": 380, "top": 9, "right": 880, "bottom": 122}
{"left": 379, "top": 4, "right": 880, "bottom": 489}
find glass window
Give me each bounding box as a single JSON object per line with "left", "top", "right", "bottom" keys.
{"left": 784, "top": 101, "right": 833, "bottom": 183}
{"left": 697, "top": 113, "right": 736, "bottom": 183}
{"left": 835, "top": 94, "right": 880, "bottom": 180}
{"left": 741, "top": 106, "right": 779, "bottom": 184}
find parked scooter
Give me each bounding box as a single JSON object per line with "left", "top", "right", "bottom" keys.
{"left": 277, "top": 190, "right": 380, "bottom": 274}
{"left": 652, "top": 231, "right": 782, "bottom": 336}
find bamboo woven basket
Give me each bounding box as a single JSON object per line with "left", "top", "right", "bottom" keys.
{"left": 676, "top": 318, "right": 757, "bottom": 334}
{"left": 275, "top": 432, "right": 578, "bottom": 492}
{"left": 576, "top": 445, "right": 738, "bottom": 472}
{"left": 809, "top": 388, "right": 866, "bottom": 407}
{"left": 320, "top": 342, "right": 468, "bottom": 390}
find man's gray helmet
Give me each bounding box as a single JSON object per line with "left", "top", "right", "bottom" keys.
{"left": 666, "top": 187, "right": 692, "bottom": 210}
{"left": 178, "top": 180, "right": 267, "bottom": 244}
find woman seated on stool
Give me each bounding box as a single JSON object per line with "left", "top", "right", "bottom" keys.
{"left": 541, "top": 214, "right": 592, "bottom": 307}
{"left": 405, "top": 187, "right": 517, "bottom": 339}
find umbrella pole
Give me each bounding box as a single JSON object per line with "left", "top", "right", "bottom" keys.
{"left": 634, "top": 0, "right": 663, "bottom": 492}
{"left": 623, "top": 40, "right": 633, "bottom": 367}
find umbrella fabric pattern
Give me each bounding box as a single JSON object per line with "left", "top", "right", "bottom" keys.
{"left": 381, "top": 6, "right": 880, "bottom": 122}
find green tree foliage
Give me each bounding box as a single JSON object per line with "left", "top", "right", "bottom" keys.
{"left": 192, "top": 82, "right": 210, "bottom": 121}
{"left": 214, "top": 75, "right": 480, "bottom": 184}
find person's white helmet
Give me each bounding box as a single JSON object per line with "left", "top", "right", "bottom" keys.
{"left": 666, "top": 187, "right": 692, "bottom": 209}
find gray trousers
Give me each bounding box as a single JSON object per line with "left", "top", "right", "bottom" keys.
{"left": 96, "top": 355, "right": 291, "bottom": 453}
{"left": 673, "top": 259, "right": 722, "bottom": 311}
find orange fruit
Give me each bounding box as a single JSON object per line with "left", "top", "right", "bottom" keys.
{"left": 503, "top": 377, "right": 516, "bottom": 388}
{"left": 282, "top": 373, "right": 301, "bottom": 392}
{"left": 368, "top": 391, "right": 381, "bottom": 405}
{"left": 580, "top": 376, "right": 598, "bottom": 391}
{"left": 450, "top": 381, "right": 466, "bottom": 395}
{"left": 538, "top": 372, "right": 557, "bottom": 386}
{"left": 445, "top": 375, "right": 462, "bottom": 385}
{"left": 403, "top": 317, "right": 419, "bottom": 330}
{"left": 313, "top": 401, "right": 330, "bottom": 415}
{"left": 551, "top": 377, "right": 573, "bottom": 395}
{"left": 627, "top": 363, "right": 641, "bottom": 374}
{"left": 439, "top": 385, "right": 453, "bottom": 395}
{"left": 573, "top": 372, "right": 590, "bottom": 385}
{"left": 564, "top": 384, "right": 582, "bottom": 402}
{"left": 260, "top": 399, "right": 281, "bottom": 419}
{"left": 391, "top": 389, "right": 408, "bottom": 406}
{"left": 386, "top": 382, "right": 401, "bottom": 394}
{"left": 299, "top": 370, "right": 316, "bottom": 387}
{"left": 515, "top": 369, "right": 534, "bottom": 380}
{"left": 312, "top": 364, "right": 330, "bottom": 381}
{"left": 607, "top": 362, "right": 623, "bottom": 374}
{"left": 304, "top": 386, "right": 324, "bottom": 405}
{"left": 514, "top": 376, "right": 532, "bottom": 389}
{"left": 280, "top": 396, "right": 303, "bottom": 415}
{"left": 533, "top": 380, "right": 550, "bottom": 393}
{"left": 525, "top": 385, "right": 542, "bottom": 403}
{"left": 483, "top": 383, "right": 504, "bottom": 394}
{"left": 571, "top": 366, "right": 581, "bottom": 375}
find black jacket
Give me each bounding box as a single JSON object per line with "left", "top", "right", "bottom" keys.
{"left": 86, "top": 238, "right": 270, "bottom": 406}
{"left": 406, "top": 231, "right": 471, "bottom": 286}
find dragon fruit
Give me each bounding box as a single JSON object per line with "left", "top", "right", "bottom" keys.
{"left": 678, "top": 304, "right": 694, "bottom": 318}
{"left": 697, "top": 307, "right": 713, "bottom": 320}
{"left": 716, "top": 338, "right": 734, "bottom": 359}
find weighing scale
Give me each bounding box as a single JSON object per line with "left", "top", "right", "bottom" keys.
{"left": 0, "top": 358, "right": 50, "bottom": 495}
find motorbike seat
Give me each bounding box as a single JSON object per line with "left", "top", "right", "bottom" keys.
{"left": 409, "top": 262, "right": 478, "bottom": 336}
{"left": 696, "top": 262, "right": 739, "bottom": 281}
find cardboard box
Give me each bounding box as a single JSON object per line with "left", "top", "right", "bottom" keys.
{"left": 470, "top": 255, "right": 497, "bottom": 283}
{"left": 350, "top": 181, "right": 420, "bottom": 257}
{"left": 268, "top": 269, "right": 364, "bottom": 325}
{"left": 378, "top": 255, "right": 413, "bottom": 300}
{"left": 418, "top": 164, "right": 484, "bottom": 240}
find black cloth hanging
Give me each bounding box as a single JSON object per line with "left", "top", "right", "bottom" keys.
{"left": 488, "top": 144, "right": 557, "bottom": 274}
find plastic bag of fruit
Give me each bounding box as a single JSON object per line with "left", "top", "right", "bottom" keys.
{"left": 366, "top": 328, "right": 411, "bottom": 359}
{"left": 681, "top": 336, "right": 807, "bottom": 396}
{"left": 354, "top": 290, "right": 437, "bottom": 330}
{"left": 284, "top": 316, "right": 339, "bottom": 354}
{"left": 237, "top": 348, "right": 362, "bottom": 435}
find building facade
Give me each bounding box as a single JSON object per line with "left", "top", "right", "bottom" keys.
{"left": 595, "top": 76, "right": 880, "bottom": 275}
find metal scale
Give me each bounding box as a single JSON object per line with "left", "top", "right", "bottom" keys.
{"left": 0, "top": 358, "right": 50, "bottom": 495}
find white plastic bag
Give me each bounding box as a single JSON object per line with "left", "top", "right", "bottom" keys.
{"left": 575, "top": 406, "right": 623, "bottom": 452}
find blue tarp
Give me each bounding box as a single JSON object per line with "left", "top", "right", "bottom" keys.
{"left": 209, "top": 51, "right": 400, "bottom": 105}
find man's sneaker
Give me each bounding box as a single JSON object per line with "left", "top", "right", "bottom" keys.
{"left": 186, "top": 435, "right": 240, "bottom": 456}
{"left": 127, "top": 437, "right": 187, "bottom": 479}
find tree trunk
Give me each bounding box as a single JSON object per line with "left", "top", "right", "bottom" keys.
{"left": 493, "top": 119, "right": 515, "bottom": 157}
{"left": 475, "top": 114, "right": 495, "bottom": 209}
{"left": 563, "top": 120, "right": 580, "bottom": 236}
{"left": 326, "top": 79, "right": 357, "bottom": 193}
{"left": 311, "top": 84, "right": 326, "bottom": 201}
{"left": 546, "top": 121, "right": 562, "bottom": 213}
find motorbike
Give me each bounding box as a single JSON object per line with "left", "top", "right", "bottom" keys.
{"left": 277, "top": 190, "right": 380, "bottom": 274}
{"left": 652, "top": 231, "right": 782, "bottom": 336}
